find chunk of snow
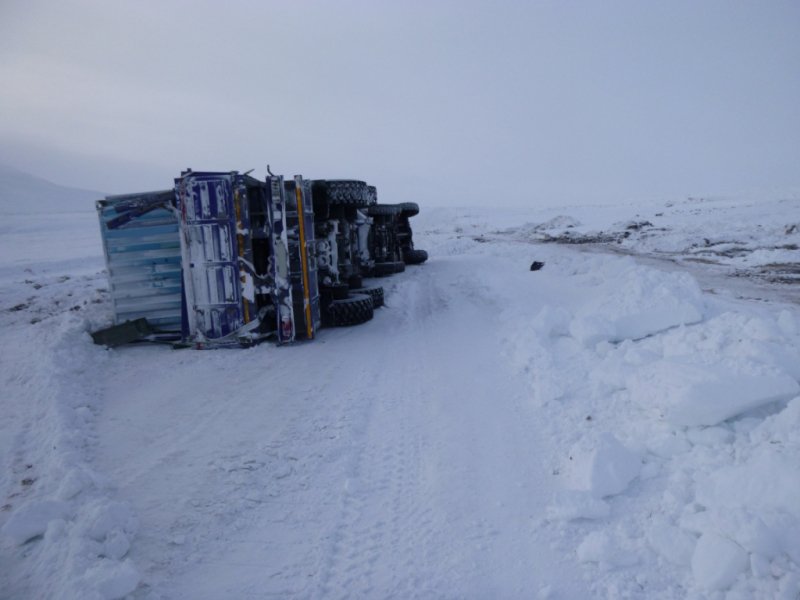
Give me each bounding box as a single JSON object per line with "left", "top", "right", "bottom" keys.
{"left": 628, "top": 360, "right": 799, "bottom": 427}
{"left": 667, "top": 371, "right": 799, "bottom": 427}
{"left": 695, "top": 452, "right": 800, "bottom": 562}
{"left": 645, "top": 432, "right": 692, "bottom": 458}
{"left": 56, "top": 467, "right": 95, "bottom": 500}
{"left": 546, "top": 490, "right": 611, "bottom": 521}
{"left": 1, "top": 500, "right": 70, "bottom": 544}
{"left": 569, "top": 264, "right": 704, "bottom": 345}
{"left": 645, "top": 520, "right": 696, "bottom": 566}
{"left": 103, "top": 529, "right": 132, "bottom": 560}
{"left": 691, "top": 532, "right": 749, "bottom": 591}
{"left": 564, "top": 433, "right": 642, "bottom": 498}
{"left": 84, "top": 501, "right": 137, "bottom": 542}
{"left": 81, "top": 558, "right": 141, "bottom": 599}
{"left": 577, "top": 531, "right": 639, "bottom": 568}
{"left": 686, "top": 426, "right": 733, "bottom": 446}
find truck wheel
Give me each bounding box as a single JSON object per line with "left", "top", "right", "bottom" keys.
{"left": 325, "top": 293, "right": 374, "bottom": 327}
{"left": 314, "top": 180, "right": 369, "bottom": 207}
{"left": 372, "top": 261, "right": 404, "bottom": 277}
{"left": 351, "top": 285, "right": 384, "bottom": 308}
{"left": 403, "top": 249, "right": 428, "bottom": 265}
{"left": 397, "top": 202, "right": 419, "bottom": 217}
{"left": 321, "top": 283, "right": 349, "bottom": 301}
{"left": 367, "top": 204, "right": 401, "bottom": 217}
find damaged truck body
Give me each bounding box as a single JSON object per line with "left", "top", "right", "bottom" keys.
{"left": 94, "top": 170, "right": 426, "bottom": 348}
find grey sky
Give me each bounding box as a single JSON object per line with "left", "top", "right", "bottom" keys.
{"left": 1, "top": 0, "right": 798, "bottom": 206}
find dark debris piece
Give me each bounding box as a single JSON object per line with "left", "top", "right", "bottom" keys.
{"left": 91, "top": 318, "right": 154, "bottom": 347}
{"left": 530, "top": 261, "right": 545, "bottom": 271}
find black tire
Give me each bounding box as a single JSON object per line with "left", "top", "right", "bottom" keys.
{"left": 372, "top": 261, "right": 404, "bottom": 277}
{"left": 397, "top": 202, "right": 419, "bottom": 217}
{"left": 324, "top": 293, "right": 374, "bottom": 327}
{"left": 403, "top": 249, "right": 428, "bottom": 265}
{"left": 312, "top": 180, "right": 369, "bottom": 208}
{"left": 368, "top": 203, "right": 401, "bottom": 217}
{"left": 366, "top": 185, "right": 377, "bottom": 205}
{"left": 321, "top": 283, "right": 349, "bottom": 301}
{"left": 351, "top": 285, "right": 384, "bottom": 308}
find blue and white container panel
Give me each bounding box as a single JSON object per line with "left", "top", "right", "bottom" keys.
{"left": 96, "top": 191, "right": 183, "bottom": 331}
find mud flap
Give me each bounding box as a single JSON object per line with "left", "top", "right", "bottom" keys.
{"left": 91, "top": 318, "right": 154, "bottom": 347}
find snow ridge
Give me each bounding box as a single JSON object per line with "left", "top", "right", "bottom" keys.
{"left": 503, "top": 253, "right": 800, "bottom": 597}
{"left": 0, "top": 314, "right": 140, "bottom": 600}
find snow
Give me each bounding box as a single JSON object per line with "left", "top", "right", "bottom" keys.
{"left": 568, "top": 260, "right": 705, "bottom": 345}
{"left": 1, "top": 179, "right": 800, "bottom": 598}
{"left": 1, "top": 500, "right": 70, "bottom": 545}
{"left": 561, "top": 433, "right": 642, "bottom": 498}
{"left": 691, "top": 532, "right": 750, "bottom": 591}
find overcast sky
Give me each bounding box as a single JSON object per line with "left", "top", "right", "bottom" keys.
{"left": 1, "top": 1, "right": 798, "bottom": 206}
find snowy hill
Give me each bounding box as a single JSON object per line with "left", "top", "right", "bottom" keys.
{"left": 0, "top": 195, "right": 799, "bottom": 599}
{"left": 0, "top": 164, "right": 103, "bottom": 215}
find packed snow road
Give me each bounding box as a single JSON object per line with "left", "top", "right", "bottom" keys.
{"left": 92, "top": 251, "right": 590, "bottom": 599}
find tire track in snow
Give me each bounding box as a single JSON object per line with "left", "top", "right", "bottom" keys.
{"left": 313, "top": 295, "right": 440, "bottom": 598}
{"left": 313, "top": 258, "right": 590, "bottom": 598}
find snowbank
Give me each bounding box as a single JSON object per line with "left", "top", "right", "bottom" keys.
{"left": 569, "top": 258, "right": 705, "bottom": 345}
{"left": 628, "top": 361, "right": 799, "bottom": 427}
{"left": 511, "top": 249, "right": 800, "bottom": 597}
{"left": 0, "top": 315, "right": 140, "bottom": 599}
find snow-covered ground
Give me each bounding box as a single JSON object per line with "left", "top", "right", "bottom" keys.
{"left": 1, "top": 188, "right": 799, "bottom": 599}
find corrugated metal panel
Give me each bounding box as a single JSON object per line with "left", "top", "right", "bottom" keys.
{"left": 97, "top": 191, "right": 183, "bottom": 331}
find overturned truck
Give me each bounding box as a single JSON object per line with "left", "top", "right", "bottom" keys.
{"left": 95, "top": 171, "right": 426, "bottom": 348}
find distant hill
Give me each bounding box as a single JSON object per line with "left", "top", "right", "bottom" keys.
{"left": 0, "top": 164, "right": 104, "bottom": 214}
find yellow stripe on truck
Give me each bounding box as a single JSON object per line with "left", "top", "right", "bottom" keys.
{"left": 294, "top": 178, "right": 314, "bottom": 340}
